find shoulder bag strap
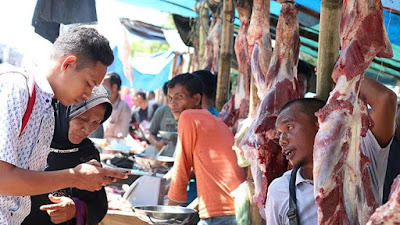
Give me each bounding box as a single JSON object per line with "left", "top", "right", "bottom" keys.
{"left": 287, "top": 165, "right": 301, "bottom": 225}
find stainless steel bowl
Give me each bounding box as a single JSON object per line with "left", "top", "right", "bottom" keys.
{"left": 134, "top": 205, "right": 197, "bottom": 224}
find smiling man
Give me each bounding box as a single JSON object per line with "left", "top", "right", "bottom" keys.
{"left": 265, "top": 76, "right": 397, "bottom": 225}
{"left": 166, "top": 73, "right": 246, "bottom": 225}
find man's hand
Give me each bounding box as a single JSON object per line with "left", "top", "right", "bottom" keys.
{"left": 71, "top": 160, "right": 130, "bottom": 191}
{"left": 40, "top": 194, "right": 76, "bottom": 224}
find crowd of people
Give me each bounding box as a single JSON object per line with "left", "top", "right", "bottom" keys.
{"left": 1, "top": 25, "right": 400, "bottom": 225}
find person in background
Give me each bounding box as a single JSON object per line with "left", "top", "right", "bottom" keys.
{"left": 297, "top": 59, "right": 313, "bottom": 98}
{"left": 102, "top": 72, "right": 132, "bottom": 139}
{"left": 147, "top": 82, "right": 178, "bottom": 157}
{"left": 0, "top": 27, "right": 129, "bottom": 225}
{"left": 147, "top": 91, "right": 156, "bottom": 102}
{"left": 130, "top": 91, "right": 159, "bottom": 141}
{"left": 266, "top": 76, "right": 396, "bottom": 225}
{"left": 131, "top": 91, "right": 159, "bottom": 126}
{"left": 193, "top": 70, "right": 219, "bottom": 116}
{"left": 23, "top": 86, "right": 113, "bottom": 225}
{"left": 166, "top": 73, "right": 246, "bottom": 225}
{"left": 383, "top": 103, "right": 400, "bottom": 203}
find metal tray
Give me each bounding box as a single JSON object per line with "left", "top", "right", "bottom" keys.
{"left": 135, "top": 154, "right": 174, "bottom": 169}
{"left": 133, "top": 205, "right": 197, "bottom": 225}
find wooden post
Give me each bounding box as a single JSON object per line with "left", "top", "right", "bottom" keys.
{"left": 197, "top": 1, "right": 210, "bottom": 70}
{"left": 216, "top": 0, "right": 234, "bottom": 111}
{"left": 316, "top": 0, "right": 342, "bottom": 101}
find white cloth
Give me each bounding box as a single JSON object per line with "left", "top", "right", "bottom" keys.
{"left": 265, "top": 129, "right": 391, "bottom": 225}
{"left": 0, "top": 66, "right": 54, "bottom": 225}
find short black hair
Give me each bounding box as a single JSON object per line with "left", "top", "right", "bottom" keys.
{"left": 193, "top": 70, "right": 217, "bottom": 100}
{"left": 51, "top": 27, "right": 114, "bottom": 70}
{"left": 297, "top": 60, "right": 313, "bottom": 83}
{"left": 167, "top": 73, "right": 203, "bottom": 97}
{"left": 105, "top": 72, "right": 122, "bottom": 90}
{"left": 135, "top": 91, "right": 147, "bottom": 100}
{"left": 162, "top": 82, "right": 169, "bottom": 96}
{"left": 279, "top": 98, "right": 326, "bottom": 123}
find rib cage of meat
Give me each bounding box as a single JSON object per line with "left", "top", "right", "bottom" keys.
{"left": 202, "top": 16, "right": 222, "bottom": 75}
{"left": 367, "top": 175, "right": 400, "bottom": 225}
{"left": 313, "top": 0, "right": 393, "bottom": 224}
{"left": 219, "top": 0, "right": 252, "bottom": 133}
{"left": 239, "top": 2, "right": 300, "bottom": 219}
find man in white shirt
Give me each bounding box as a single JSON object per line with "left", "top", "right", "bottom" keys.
{"left": 0, "top": 27, "right": 130, "bottom": 225}
{"left": 266, "top": 76, "right": 397, "bottom": 225}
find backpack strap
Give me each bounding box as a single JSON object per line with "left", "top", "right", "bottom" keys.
{"left": 0, "top": 65, "right": 36, "bottom": 136}
{"left": 19, "top": 79, "right": 36, "bottom": 136}
{"left": 287, "top": 165, "right": 301, "bottom": 225}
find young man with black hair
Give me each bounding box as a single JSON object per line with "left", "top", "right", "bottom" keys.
{"left": 0, "top": 27, "right": 130, "bottom": 224}
{"left": 266, "top": 76, "right": 397, "bottom": 224}
{"left": 131, "top": 91, "right": 159, "bottom": 126}
{"left": 102, "top": 72, "right": 132, "bottom": 139}
{"left": 166, "top": 73, "right": 246, "bottom": 224}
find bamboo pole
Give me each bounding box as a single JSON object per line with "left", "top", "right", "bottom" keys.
{"left": 196, "top": 1, "right": 210, "bottom": 69}
{"left": 316, "top": 0, "right": 342, "bottom": 101}
{"left": 216, "top": 0, "right": 234, "bottom": 110}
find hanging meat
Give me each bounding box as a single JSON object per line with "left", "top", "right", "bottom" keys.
{"left": 219, "top": 0, "right": 252, "bottom": 132}
{"left": 247, "top": 0, "right": 273, "bottom": 99}
{"left": 313, "top": 0, "right": 393, "bottom": 224}
{"left": 240, "top": 1, "right": 300, "bottom": 218}
{"left": 367, "top": 175, "right": 400, "bottom": 224}
{"left": 202, "top": 15, "right": 222, "bottom": 75}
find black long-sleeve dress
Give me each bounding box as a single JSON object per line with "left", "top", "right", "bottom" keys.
{"left": 22, "top": 87, "right": 112, "bottom": 225}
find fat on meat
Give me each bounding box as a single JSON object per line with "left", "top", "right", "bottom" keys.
{"left": 247, "top": 0, "right": 272, "bottom": 99}
{"left": 313, "top": 0, "right": 393, "bottom": 224}
{"left": 367, "top": 175, "right": 400, "bottom": 225}
{"left": 219, "top": 0, "right": 252, "bottom": 133}
{"left": 240, "top": 1, "right": 300, "bottom": 218}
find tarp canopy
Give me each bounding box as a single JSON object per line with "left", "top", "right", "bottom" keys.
{"left": 117, "top": 0, "right": 400, "bottom": 84}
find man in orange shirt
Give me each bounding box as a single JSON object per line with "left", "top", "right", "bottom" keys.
{"left": 167, "top": 73, "right": 246, "bottom": 225}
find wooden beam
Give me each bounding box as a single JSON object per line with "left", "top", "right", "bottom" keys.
{"left": 195, "top": 1, "right": 210, "bottom": 70}
{"left": 216, "top": 0, "right": 235, "bottom": 110}
{"left": 316, "top": 0, "right": 341, "bottom": 101}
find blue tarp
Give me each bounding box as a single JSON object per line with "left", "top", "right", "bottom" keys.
{"left": 107, "top": 48, "right": 178, "bottom": 90}
{"left": 131, "top": 50, "right": 178, "bottom": 91}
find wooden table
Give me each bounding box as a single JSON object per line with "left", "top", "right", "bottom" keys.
{"left": 99, "top": 210, "right": 149, "bottom": 225}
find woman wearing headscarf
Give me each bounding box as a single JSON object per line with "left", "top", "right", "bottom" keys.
{"left": 22, "top": 86, "right": 113, "bottom": 225}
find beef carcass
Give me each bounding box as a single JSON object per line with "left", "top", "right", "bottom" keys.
{"left": 367, "top": 175, "right": 400, "bottom": 225}
{"left": 247, "top": 0, "right": 273, "bottom": 99}
{"left": 239, "top": 1, "right": 300, "bottom": 218}
{"left": 219, "top": 0, "right": 252, "bottom": 132}
{"left": 313, "top": 0, "right": 393, "bottom": 224}
{"left": 202, "top": 16, "right": 222, "bottom": 75}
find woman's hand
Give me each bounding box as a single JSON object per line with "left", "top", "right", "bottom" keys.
{"left": 40, "top": 194, "right": 76, "bottom": 224}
